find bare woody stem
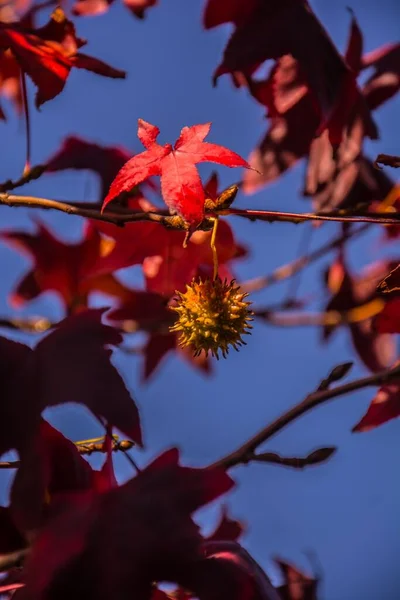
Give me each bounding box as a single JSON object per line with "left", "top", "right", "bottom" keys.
{"left": 211, "top": 363, "right": 400, "bottom": 470}
{"left": 1, "top": 193, "right": 400, "bottom": 228}
{"left": 0, "top": 437, "right": 134, "bottom": 469}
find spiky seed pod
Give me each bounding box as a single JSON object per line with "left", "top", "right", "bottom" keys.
{"left": 170, "top": 277, "right": 253, "bottom": 359}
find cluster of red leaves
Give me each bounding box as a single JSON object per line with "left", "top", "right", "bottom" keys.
{"left": 203, "top": 1, "right": 399, "bottom": 215}
{"left": 0, "top": 417, "right": 317, "bottom": 600}
{"left": 0, "top": 6, "right": 125, "bottom": 117}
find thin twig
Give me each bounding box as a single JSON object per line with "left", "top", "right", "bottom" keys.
{"left": 0, "top": 165, "right": 45, "bottom": 193}
{"left": 240, "top": 225, "right": 369, "bottom": 294}
{"left": 250, "top": 447, "right": 337, "bottom": 469}
{"left": 254, "top": 298, "right": 384, "bottom": 328}
{"left": 211, "top": 363, "right": 400, "bottom": 470}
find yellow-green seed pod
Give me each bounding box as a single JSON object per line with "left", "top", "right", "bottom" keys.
{"left": 170, "top": 277, "right": 253, "bottom": 359}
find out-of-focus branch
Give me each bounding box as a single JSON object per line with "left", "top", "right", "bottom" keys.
{"left": 254, "top": 298, "right": 384, "bottom": 328}
{"left": 211, "top": 363, "right": 400, "bottom": 470}
{"left": 240, "top": 224, "right": 369, "bottom": 294}
{"left": 250, "top": 446, "right": 337, "bottom": 469}
{"left": 0, "top": 316, "right": 53, "bottom": 333}
{"left": 375, "top": 153, "right": 400, "bottom": 169}
{"left": 0, "top": 549, "right": 28, "bottom": 572}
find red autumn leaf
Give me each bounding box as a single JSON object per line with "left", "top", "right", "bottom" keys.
{"left": 45, "top": 137, "right": 132, "bottom": 202}
{"left": 203, "top": 0, "right": 260, "bottom": 29}
{"left": 0, "top": 48, "right": 23, "bottom": 120}
{"left": 0, "top": 309, "right": 142, "bottom": 457}
{"left": 362, "top": 42, "right": 400, "bottom": 110}
{"left": 321, "top": 256, "right": 396, "bottom": 373}
{"left": 73, "top": 0, "right": 157, "bottom": 19}
{"left": 207, "top": 0, "right": 355, "bottom": 133}
{"left": 274, "top": 558, "right": 318, "bottom": 600}
{"left": 0, "top": 219, "right": 133, "bottom": 313}
{"left": 102, "top": 119, "right": 250, "bottom": 226}
{"left": 352, "top": 379, "right": 400, "bottom": 433}
{"left": 0, "top": 7, "right": 125, "bottom": 108}
{"left": 374, "top": 298, "right": 400, "bottom": 334}
{"left": 19, "top": 448, "right": 234, "bottom": 600}
{"left": 242, "top": 17, "right": 377, "bottom": 196}
{"left": 11, "top": 420, "right": 94, "bottom": 535}
{"left": 0, "top": 506, "right": 26, "bottom": 554}
{"left": 179, "top": 541, "right": 281, "bottom": 600}
{"left": 206, "top": 506, "right": 244, "bottom": 542}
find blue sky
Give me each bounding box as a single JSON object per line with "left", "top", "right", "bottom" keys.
{"left": 0, "top": 0, "right": 399, "bottom": 598}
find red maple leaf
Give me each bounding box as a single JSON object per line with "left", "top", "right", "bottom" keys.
{"left": 19, "top": 448, "right": 234, "bottom": 600}
{"left": 73, "top": 0, "right": 157, "bottom": 19}
{"left": 0, "top": 7, "right": 125, "bottom": 108}
{"left": 205, "top": 0, "right": 355, "bottom": 135}
{"left": 0, "top": 309, "right": 142, "bottom": 457}
{"left": 321, "top": 255, "right": 397, "bottom": 373}
{"left": 274, "top": 558, "right": 319, "bottom": 600}
{"left": 11, "top": 420, "right": 94, "bottom": 535}
{"left": 0, "top": 219, "right": 133, "bottom": 313}
{"left": 242, "top": 16, "right": 379, "bottom": 196}
{"left": 361, "top": 42, "right": 400, "bottom": 110}
{"left": 102, "top": 119, "right": 250, "bottom": 226}
{"left": 352, "top": 376, "right": 400, "bottom": 433}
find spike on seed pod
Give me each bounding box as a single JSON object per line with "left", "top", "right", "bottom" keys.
{"left": 170, "top": 277, "right": 253, "bottom": 359}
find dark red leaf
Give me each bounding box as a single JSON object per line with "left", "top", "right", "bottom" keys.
{"left": 0, "top": 309, "right": 142, "bottom": 456}
{"left": 352, "top": 381, "right": 400, "bottom": 433}
{"left": 45, "top": 137, "right": 131, "bottom": 201}
{"left": 102, "top": 119, "right": 250, "bottom": 226}
{"left": 322, "top": 256, "right": 396, "bottom": 372}
{"left": 180, "top": 541, "right": 281, "bottom": 600}
{"left": 11, "top": 420, "right": 94, "bottom": 535}
{"left": 206, "top": 506, "right": 244, "bottom": 542}
{"left": 203, "top": 0, "right": 260, "bottom": 29}
{"left": 0, "top": 220, "right": 132, "bottom": 313}
{"left": 374, "top": 298, "right": 400, "bottom": 334}
{"left": 0, "top": 8, "right": 125, "bottom": 108}
{"left": 20, "top": 449, "right": 234, "bottom": 600}
{"left": 210, "top": 0, "right": 352, "bottom": 131}
{"left": 0, "top": 507, "right": 26, "bottom": 553}
{"left": 274, "top": 557, "right": 318, "bottom": 600}
{"left": 73, "top": 0, "right": 157, "bottom": 19}
{"left": 362, "top": 42, "right": 400, "bottom": 110}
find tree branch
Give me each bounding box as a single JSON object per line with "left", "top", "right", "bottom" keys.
{"left": 240, "top": 224, "right": 369, "bottom": 294}
{"left": 211, "top": 363, "right": 400, "bottom": 470}
{"left": 0, "top": 193, "right": 399, "bottom": 229}
{"left": 251, "top": 446, "right": 337, "bottom": 469}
